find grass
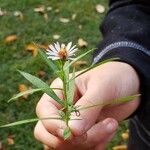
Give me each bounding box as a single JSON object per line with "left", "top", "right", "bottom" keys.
{"left": 0, "top": 0, "right": 128, "bottom": 149}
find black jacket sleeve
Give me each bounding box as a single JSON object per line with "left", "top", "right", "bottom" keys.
{"left": 93, "top": 0, "right": 150, "bottom": 118}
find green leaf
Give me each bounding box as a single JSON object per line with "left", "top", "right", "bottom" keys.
{"left": 68, "top": 67, "right": 75, "bottom": 105}
{"left": 71, "top": 58, "right": 119, "bottom": 80}
{"left": 38, "top": 49, "right": 62, "bottom": 78}
{"left": 8, "top": 88, "right": 63, "bottom": 102}
{"left": 77, "top": 94, "right": 141, "bottom": 111}
{"left": 63, "top": 127, "right": 72, "bottom": 140}
{"left": 65, "top": 48, "right": 95, "bottom": 69}
{"left": 0, "top": 117, "right": 61, "bottom": 128}
{"left": 18, "top": 70, "right": 64, "bottom": 105}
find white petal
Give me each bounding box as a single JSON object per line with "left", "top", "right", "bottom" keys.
{"left": 48, "top": 56, "right": 60, "bottom": 60}
{"left": 66, "top": 42, "right": 72, "bottom": 52}
{"left": 68, "top": 57, "right": 75, "bottom": 60}
{"left": 54, "top": 42, "right": 60, "bottom": 51}
{"left": 49, "top": 44, "right": 58, "bottom": 53}
{"left": 46, "top": 51, "right": 58, "bottom": 56}
{"left": 56, "top": 42, "right": 61, "bottom": 50}
{"left": 69, "top": 48, "right": 78, "bottom": 54}
{"left": 61, "top": 43, "right": 65, "bottom": 49}
{"left": 69, "top": 45, "right": 77, "bottom": 52}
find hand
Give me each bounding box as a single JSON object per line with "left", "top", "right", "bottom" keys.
{"left": 34, "top": 62, "right": 140, "bottom": 150}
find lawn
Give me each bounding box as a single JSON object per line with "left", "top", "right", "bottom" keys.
{"left": 0, "top": 0, "right": 128, "bottom": 149}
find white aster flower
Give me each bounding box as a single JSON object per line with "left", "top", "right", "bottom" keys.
{"left": 46, "top": 42, "right": 78, "bottom": 60}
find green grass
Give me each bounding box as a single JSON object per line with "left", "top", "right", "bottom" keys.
{"left": 0, "top": 0, "right": 128, "bottom": 149}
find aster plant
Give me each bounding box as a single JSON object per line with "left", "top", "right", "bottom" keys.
{"left": 0, "top": 42, "right": 140, "bottom": 140}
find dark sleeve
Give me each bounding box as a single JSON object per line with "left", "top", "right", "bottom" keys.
{"left": 93, "top": 0, "right": 150, "bottom": 116}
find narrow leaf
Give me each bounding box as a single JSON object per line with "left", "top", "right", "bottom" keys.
{"left": 63, "top": 127, "right": 72, "bottom": 140}
{"left": 68, "top": 67, "right": 75, "bottom": 105}
{"left": 0, "top": 117, "right": 61, "bottom": 128}
{"left": 72, "top": 58, "right": 119, "bottom": 80}
{"left": 77, "top": 94, "right": 141, "bottom": 111}
{"left": 8, "top": 88, "right": 63, "bottom": 102}
{"left": 65, "top": 48, "right": 95, "bottom": 69}
{"left": 38, "top": 49, "right": 61, "bottom": 77}
{"left": 18, "top": 70, "right": 64, "bottom": 105}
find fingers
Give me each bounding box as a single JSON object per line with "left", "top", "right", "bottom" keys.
{"left": 34, "top": 121, "right": 62, "bottom": 149}
{"left": 84, "top": 118, "right": 118, "bottom": 149}
{"left": 69, "top": 86, "right": 107, "bottom": 136}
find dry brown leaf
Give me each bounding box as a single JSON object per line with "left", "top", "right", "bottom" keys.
{"left": 18, "top": 84, "right": 28, "bottom": 99}
{"left": 112, "top": 145, "right": 127, "bottom": 150}
{"left": 59, "top": 17, "right": 70, "bottom": 23}
{"left": 14, "top": 11, "right": 24, "bottom": 21}
{"left": 73, "top": 60, "right": 88, "bottom": 67}
{"left": 78, "top": 38, "right": 88, "bottom": 47}
{"left": 7, "top": 136, "right": 15, "bottom": 145}
{"left": 34, "top": 5, "right": 45, "bottom": 14}
{"left": 25, "top": 43, "right": 38, "bottom": 57}
{"left": 4, "top": 35, "right": 18, "bottom": 43}
{"left": 37, "top": 70, "right": 46, "bottom": 78}
{"left": 53, "top": 34, "right": 60, "bottom": 40}
{"left": 121, "top": 132, "right": 129, "bottom": 141}
{"left": 95, "top": 4, "right": 105, "bottom": 13}
{"left": 43, "top": 145, "right": 49, "bottom": 150}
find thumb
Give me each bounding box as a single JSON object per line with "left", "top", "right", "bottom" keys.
{"left": 69, "top": 87, "right": 106, "bottom": 136}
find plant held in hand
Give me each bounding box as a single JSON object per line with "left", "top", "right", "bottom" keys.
{"left": 0, "top": 41, "right": 140, "bottom": 140}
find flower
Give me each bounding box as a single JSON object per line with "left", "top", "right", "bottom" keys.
{"left": 46, "top": 42, "right": 78, "bottom": 60}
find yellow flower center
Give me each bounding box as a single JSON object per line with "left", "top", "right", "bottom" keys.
{"left": 58, "top": 48, "right": 68, "bottom": 59}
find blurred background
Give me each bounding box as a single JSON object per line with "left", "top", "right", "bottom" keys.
{"left": 0, "top": 0, "right": 128, "bottom": 149}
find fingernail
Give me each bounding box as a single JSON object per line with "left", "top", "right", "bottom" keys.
{"left": 106, "top": 122, "right": 117, "bottom": 133}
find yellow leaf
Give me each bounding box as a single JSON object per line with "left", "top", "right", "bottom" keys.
{"left": 59, "top": 17, "right": 70, "bottom": 23}
{"left": 4, "top": 35, "right": 18, "bottom": 43}
{"left": 7, "top": 136, "right": 15, "bottom": 145}
{"left": 95, "top": 4, "right": 105, "bottom": 13}
{"left": 121, "top": 132, "right": 129, "bottom": 141}
{"left": 25, "top": 43, "right": 38, "bottom": 57}
{"left": 72, "top": 60, "right": 87, "bottom": 67}
{"left": 34, "top": 5, "right": 45, "bottom": 13}
{"left": 44, "top": 13, "right": 48, "bottom": 22}
{"left": 14, "top": 11, "right": 24, "bottom": 21}
{"left": 18, "top": 84, "right": 28, "bottom": 99}
{"left": 78, "top": 38, "right": 88, "bottom": 47}
{"left": 112, "top": 145, "right": 127, "bottom": 150}
{"left": 53, "top": 34, "right": 60, "bottom": 40}
{"left": 0, "top": 8, "right": 7, "bottom": 16}
{"left": 72, "top": 13, "right": 77, "bottom": 20}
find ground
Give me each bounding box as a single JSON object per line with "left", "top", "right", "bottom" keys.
{"left": 0, "top": 0, "right": 128, "bottom": 149}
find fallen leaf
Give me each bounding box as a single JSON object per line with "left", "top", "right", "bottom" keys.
{"left": 53, "top": 34, "right": 60, "bottom": 40}
{"left": 121, "top": 132, "right": 129, "bottom": 141}
{"left": 47, "top": 6, "right": 52, "bottom": 11}
{"left": 95, "top": 4, "right": 105, "bottom": 13}
{"left": 7, "top": 135, "right": 15, "bottom": 145}
{"left": 34, "top": 5, "right": 45, "bottom": 14}
{"left": 78, "top": 25, "right": 82, "bottom": 30}
{"left": 14, "top": 11, "right": 24, "bottom": 21}
{"left": 37, "top": 70, "right": 46, "bottom": 78}
{"left": 43, "top": 145, "right": 49, "bottom": 150}
{"left": 73, "top": 60, "right": 88, "bottom": 67}
{"left": 18, "top": 84, "right": 28, "bottom": 99}
{"left": 112, "top": 145, "right": 127, "bottom": 150}
{"left": 72, "top": 13, "right": 76, "bottom": 20}
{"left": 55, "top": 9, "right": 60, "bottom": 13}
{"left": 0, "top": 8, "right": 7, "bottom": 16}
{"left": 25, "top": 43, "right": 38, "bottom": 57}
{"left": 4, "top": 35, "right": 18, "bottom": 43}
{"left": 59, "top": 17, "right": 70, "bottom": 23}
{"left": 78, "top": 38, "right": 88, "bottom": 47}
